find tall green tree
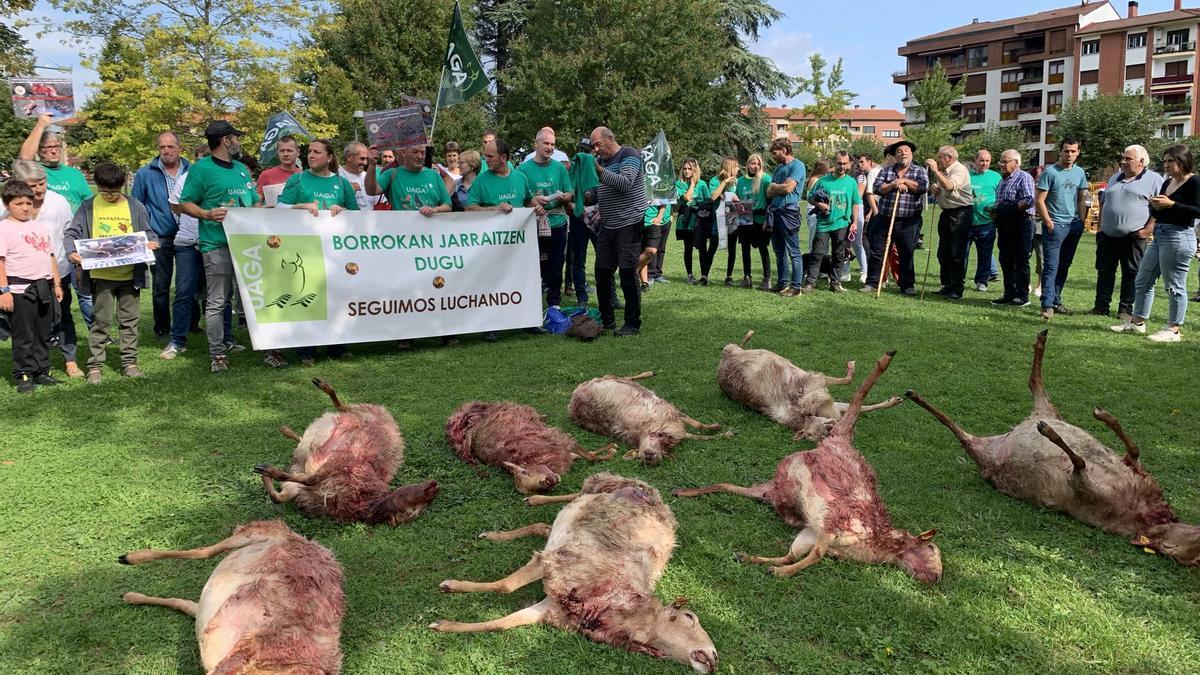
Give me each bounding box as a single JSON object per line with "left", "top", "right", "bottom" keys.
{"left": 1, "top": 0, "right": 34, "bottom": 77}
{"left": 957, "top": 123, "right": 1026, "bottom": 164}
{"left": 472, "top": 0, "right": 526, "bottom": 125}
{"left": 1056, "top": 92, "right": 1163, "bottom": 178}
{"left": 903, "top": 62, "right": 965, "bottom": 161}
{"left": 713, "top": 0, "right": 793, "bottom": 157}
{"left": 499, "top": 0, "right": 736, "bottom": 169}
{"left": 792, "top": 54, "right": 857, "bottom": 154}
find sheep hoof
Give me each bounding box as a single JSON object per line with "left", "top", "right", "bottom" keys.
{"left": 428, "top": 620, "right": 446, "bottom": 630}
{"left": 252, "top": 464, "right": 270, "bottom": 475}
{"left": 117, "top": 554, "right": 130, "bottom": 565}
{"left": 733, "top": 552, "right": 748, "bottom": 563}
{"left": 438, "top": 581, "right": 457, "bottom": 593}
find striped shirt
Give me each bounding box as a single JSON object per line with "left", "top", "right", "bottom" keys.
{"left": 873, "top": 164, "right": 929, "bottom": 218}
{"left": 996, "top": 168, "right": 1036, "bottom": 217}
{"left": 596, "top": 145, "right": 647, "bottom": 229}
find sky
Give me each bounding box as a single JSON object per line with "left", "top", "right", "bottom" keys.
{"left": 13, "top": 1, "right": 1183, "bottom": 112}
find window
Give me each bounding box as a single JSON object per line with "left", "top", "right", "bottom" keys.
{"left": 1165, "top": 60, "right": 1190, "bottom": 77}
{"left": 1048, "top": 60, "right": 1066, "bottom": 84}
{"left": 1080, "top": 69, "right": 1099, "bottom": 85}
{"left": 964, "top": 73, "right": 987, "bottom": 95}
{"left": 1164, "top": 123, "right": 1185, "bottom": 139}
{"left": 963, "top": 103, "right": 985, "bottom": 124}
{"left": 1047, "top": 91, "right": 1064, "bottom": 114}
{"left": 1050, "top": 29, "right": 1067, "bottom": 53}
{"left": 1167, "top": 29, "right": 1190, "bottom": 45}
{"left": 1126, "top": 64, "right": 1145, "bottom": 79}
{"left": 967, "top": 45, "right": 988, "bottom": 68}
{"left": 882, "top": 130, "right": 901, "bottom": 139}
{"left": 1082, "top": 40, "right": 1100, "bottom": 55}
{"left": 1128, "top": 33, "right": 1146, "bottom": 49}
{"left": 776, "top": 123, "right": 788, "bottom": 131}
{"left": 862, "top": 125, "right": 876, "bottom": 134}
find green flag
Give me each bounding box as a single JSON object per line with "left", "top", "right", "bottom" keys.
{"left": 642, "top": 130, "right": 676, "bottom": 205}
{"left": 437, "top": 1, "right": 488, "bottom": 108}
{"left": 258, "top": 111, "right": 312, "bottom": 167}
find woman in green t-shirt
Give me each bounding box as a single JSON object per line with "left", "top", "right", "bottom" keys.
{"left": 699, "top": 156, "right": 739, "bottom": 287}
{"left": 674, "top": 158, "right": 710, "bottom": 284}
{"left": 277, "top": 139, "right": 358, "bottom": 217}
{"left": 732, "top": 153, "right": 772, "bottom": 290}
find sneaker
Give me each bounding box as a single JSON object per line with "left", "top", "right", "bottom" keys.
{"left": 944, "top": 290, "right": 963, "bottom": 300}
{"left": 16, "top": 374, "right": 35, "bottom": 393}
{"left": 860, "top": 285, "right": 878, "bottom": 293}
{"left": 602, "top": 322, "right": 618, "bottom": 333}
{"left": 1110, "top": 320, "right": 1147, "bottom": 334}
{"left": 839, "top": 271, "right": 851, "bottom": 283}
{"left": 1040, "top": 307, "right": 1054, "bottom": 320}
{"left": 779, "top": 287, "right": 798, "bottom": 297}
{"left": 1032, "top": 286, "right": 1042, "bottom": 298}
{"left": 1053, "top": 304, "right": 1072, "bottom": 316}
{"left": 699, "top": 277, "right": 709, "bottom": 286}
{"left": 121, "top": 364, "right": 144, "bottom": 378}
{"left": 640, "top": 282, "right": 650, "bottom": 292}
{"left": 902, "top": 287, "right": 917, "bottom": 296}
{"left": 224, "top": 341, "right": 247, "bottom": 354}
{"left": 33, "top": 373, "right": 60, "bottom": 385}
{"left": 799, "top": 284, "right": 817, "bottom": 294}
{"left": 686, "top": 275, "right": 697, "bottom": 285}
{"left": 210, "top": 356, "right": 229, "bottom": 374}
{"left": 1088, "top": 307, "right": 1109, "bottom": 317}
{"left": 858, "top": 272, "right": 868, "bottom": 284}
{"left": 1011, "top": 298, "right": 1030, "bottom": 307}
{"left": 161, "top": 344, "right": 186, "bottom": 360}
{"left": 975, "top": 283, "right": 988, "bottom": 292}
{"left": 263, "top": 350, "right": 288, "bottom": 368}
{"left": 829, "top": 281, "right": 845, "bottom": 293}
{"left": 65, "top": 362, "right": 84, "bottom": 378}
{"left": 87, "top": 369, "right": 102, "bottom": 385}
{"left": 988, "top": 274, "right": 999, "bottom": 282}
{"left": 740, "top": 276, "right": 753, "bottom": 289}
{"left": 724, "top": 277, "right": 734, "bottom": 287}
{"left": 484, "top": 332, "right": 500, "bottom": 343}
{"left": 1118, "top": 311, "right": 1133, "bottom": 321}
{"left": 991, "top": 296, "right": 1014, "bottom": 305}
{"left": 935, "top": 286, "right": 951, "bottom": 296}
{"left": 654, "top": 276, "right": 669, "bottom": 284}
{"left": 614, "top": 325, "right": 640, "bottom": 337}
{"left": 1148, "top": 328, "right": 1182, "bottom": 342}
{"left": 760, "top": 279, "right": 772, "bottom": 291}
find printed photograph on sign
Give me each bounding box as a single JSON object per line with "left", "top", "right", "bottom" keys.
{"left": 364, "top": 106, "right": 428, "bottom": 152}
{"left": 399, "top": 95, "right": 434, "bottom": 129}
{"left": 228, "top": 234, "right": 329, "bottom": 324}
{"left": 9, "top": 78, "right": 76, "bottom": 119}
{"left": 75, "top": 231, "right": 155, "bottom": 270}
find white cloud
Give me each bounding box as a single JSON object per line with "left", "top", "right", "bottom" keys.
{"left": 14, "top": 11, "right": 100, "bottom": 105}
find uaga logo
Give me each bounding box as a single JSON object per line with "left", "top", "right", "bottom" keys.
{"left": 447, "top": 42, "right": 481, "bottom": 90}
{"left": 228, "top": 235, "right": 328, "bottom": 324}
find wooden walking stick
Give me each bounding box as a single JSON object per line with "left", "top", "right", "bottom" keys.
{"left": 875, "top": 192, "right": 901, "bottom": 298}
{"left": 919, "top": 203, "right": 938, "bottom": 300}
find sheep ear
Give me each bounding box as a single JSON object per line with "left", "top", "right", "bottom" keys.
{"left": 670, "top": 596, "right": 689, "bottom": 610}
{"left": 917, "top": 529, "right": 938, "bottom": 542}
{"left": 501, "top": 461, "right": 523, "bottom": 474}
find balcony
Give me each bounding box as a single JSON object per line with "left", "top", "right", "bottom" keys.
{"left": 1160, "top": 100, "right": 1193, "bottom": 116}
{"left": 1048, "top": 72, "right": 1064, "bottom": 84}
{"left": 1154, "top": 41, "right": 1195, "bottom": 56}
{"left": 1152, "top": 73, "right": 1195, "bottom": 87}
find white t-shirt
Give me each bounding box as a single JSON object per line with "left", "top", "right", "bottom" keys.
{"left": 168, "top": 171, "right": 200, "bottom": 246}
{"left": 1, "top": 190, "right": 74, "bottom": 277}
{"left": 338, "top": 167, "right": 382, "bottom": 211}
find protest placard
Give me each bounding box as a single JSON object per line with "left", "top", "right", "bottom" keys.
{"left": 9, "top": 78, "right": 75, "bottom": 120}
{"left": 364, "top": 106, "right": 428, "bottom": 151}
{"left": 74, "top": 232, "right": 156, "bottom": 270}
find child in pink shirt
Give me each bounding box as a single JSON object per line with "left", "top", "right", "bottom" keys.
{"left": 0, "top": 181, "right": 63, "bottom": 392}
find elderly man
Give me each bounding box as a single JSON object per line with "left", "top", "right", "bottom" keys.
{"left": 1092, "top": 145, "right": 1162, "bottom": 320}
{"left": 925, "top": 145, "right": 974, "bottom": 300}
{"left": 518, "top": 127, "right": 574, "bottom": 308}
{"left": 1035, "top": 137, "right": 1089, "bottom": 319}
{"left": 132, "top": 131, "right": 191, "bottom": 338}
{"left": 965, "top": 150, "right": 1002, "bottom": 293}
{"left": 992, "top": 149, "right": 1036, "bottom": 307}
{"left": 367, "top": 145, "right": 452, "bottom": 215}
{"left": 866, "top": 140, "right": 929, "bottom": 295}
{"left": 589, "top": 126, "right": 646, "bottom": 336}
{"left": 18, "top": 114, "right": 93, "bottom": 211}
{"left": 340, "top": 141, "right": 382, "bottom": 210}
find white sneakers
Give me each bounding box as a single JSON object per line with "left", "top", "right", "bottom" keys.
{"left": 1148, "top": 328, "right": 1182, "bottom": 342}
{"left": 1110, "top": 321, "right": 1146, "bottom": 334}
{"left": 1110, "top": 321, "right": 1183, "bottom": 341}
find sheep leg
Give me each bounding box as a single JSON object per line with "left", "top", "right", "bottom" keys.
{"left": 681, "top": 415, "right": 723, "bottom": 431}
{"left": 1028, "top": 330, "right": 1060, "bottom": 420}
{"left": 1093, "top": 408, "right": 1141, "bottom": 464}
{"left": 278, "top": 425, "right": 303, "bottom": 442}
{"left": 683, "top": 430, "right": 735, "bottom": 441}
{"left": 619, "top": 371, "right": 656, "bottom": 381}
{"left": 478, "top": 523, "right": 552, "bottom": 541}
{"left": 769, "top": 535, "right": 830, "bottom": 578}
{"left": 904, "top": 390, "right": 990, "bottom": 466}
{"left": 1036, "top": 421, "right": 1086, "bottom": 474}
{"left": 834, "top": 397, "right": 903, "bottom": 414}
{"left": 570, "top": 443, "right": 618, "bottom": 462}
{"left": 252, "top": 464, "right": 321, "bottom": 486}
{"left": 312, "top": 378, "right": 347, "bottom": 412}
{"left": 260, "top": 474, "right": 301, "bottom": 504}
{"left": 429, "top": 597, "right": 552, "bottom": 633}
{"left": 118, "top": 531, "right": 263, "bottom": 566}
{"left": 439, "top": 556, "right": 543, "bottom": 594}
{"left": 122, "top": 592, "right": 199, "bottom": 617}
{"left": 672, "top": 482, "right": 771, "bottom": 501}
{"left": 525, "top": 492, "right": 580, "bottom": 506}
{"left": 735, "top": 551, "right": 794, "bottom": 565}
{"left": 739, "top": 330, "right": 755, "bottom": 347}
{"left": 823, "top": 360, "right": 856, "bottom": 386}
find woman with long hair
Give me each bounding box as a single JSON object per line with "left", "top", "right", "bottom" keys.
{"left": 673, "top": 158, "right": 710, "bottom": 284}
{"left": 732, "top": 153, "right": 772, "bottom": 289}
{"left": 805, "top": 159, "right": 829, "bottom": 252}
{"left": 712, "top": 156, "right": 748, "bottom": 287}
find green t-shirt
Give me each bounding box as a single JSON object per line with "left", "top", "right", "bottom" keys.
{"left": 466, "top": 170, "right": 532, "bottom": 209}
{"left": 735, "top": 174, "right": 770, "bottom": 223}
{"left": 673, "top": 179, "right": 710, "bottom": 232}
{"left": 970, "top": 169, "right": 1003, "bottom": 226}
{"left": 278, "top": 171, "right": 358, "bottom": 211}
{"left": 644, "top": 204, "right": 671, "bottom": 227}
{"left": 378, "top": 167, "right": 451, "bottom": 211}
{"left": 813, "top": 174, "right": 861, "bottom": 233}
{"left": 42, "top": 163, "right": 93, "bottom": 212}
{"left": 178, "top": 156, "right": 261, "bottom": 253}
{"left": 517, "top": 159, "right": 573, "bottom": 227}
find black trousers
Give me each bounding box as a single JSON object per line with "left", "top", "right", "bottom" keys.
{"left": 806, "top": 226, "right": 848, "bottom": 285}
{"left": 997, "top": 215, "right": 1035, "bottom": 301}
{"left": 11, "top": 281, "right": 54, "bottom": 379}
{"left": 865, "top": 213, "right": 922, "bottom": 289}
{"left": 1094, "top": 231, "right": 1147, "bottom": 315}
{"left": 937, "top": 206, "right": 973, "bottom": 293}
{"left": 693, "top": 226, "right": 718, "bottom": 279}
{"left": 651, "top": 220, "right": 670, "bottom": 278}
{"left": 596, "top": 223, "right": 642, "bottom": 330}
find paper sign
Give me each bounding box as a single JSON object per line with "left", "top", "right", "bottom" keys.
{"left": 75, "top": 232, "right": 155, "bottom": 270}
{"left": 9, "top": 78, "right": 75, "bottom": 120}
{"left": 364, "top": 106, "right": 428, "bottom": 152}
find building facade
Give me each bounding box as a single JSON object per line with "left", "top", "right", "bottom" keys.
{"left": 893, "top": 1, "right": 1120, "bottom": 166}
{"left": 764, "top": 106, "right": 905, "bottom": 144}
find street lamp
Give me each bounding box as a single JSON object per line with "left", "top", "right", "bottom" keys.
{"left": 353, "top": 110, "right": 364, "bottom": 142}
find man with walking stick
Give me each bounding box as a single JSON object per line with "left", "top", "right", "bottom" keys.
{"left": 926, "top": 146, "right": 974, "bottom": 300}
{"left": 864, "top": 140, "right": 928, "bottom": 295}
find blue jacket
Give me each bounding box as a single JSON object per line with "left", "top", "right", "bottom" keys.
{"left": 131, "top": 156, "right": 190, "bottom": 238}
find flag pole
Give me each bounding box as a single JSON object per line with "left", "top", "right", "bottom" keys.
{"left": 430, "top": 61, "right": 447, "bottom": 144}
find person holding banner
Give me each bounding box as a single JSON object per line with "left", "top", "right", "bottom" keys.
{"left": 256, "top": 136, "right": 302, "bottom": 208}
{"left": 177, "top": 120, "right": 262, "bottom": 374}
{"left": 19, "top": 114, "right": 93, "bottom": 212}
{"left": 277, "top": 140, "right": 358, "bottom": 216}
{"left": 589, "top": 126, "right": 646, "bottom": 337}
{"left": 367, "top": 145, "right": 452, "bottom": 216}
{"left": 340, "top": 142, "right": 382, "bottom": 211}
{"left": 518, "top": 127, "right": 574, "bottom": 308}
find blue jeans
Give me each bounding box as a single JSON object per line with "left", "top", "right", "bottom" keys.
{"left": 568, "top": 215, "right": 593, "bottom": 305}
{"left": 72, "top": 272, "right": 93, "bottom": 328}
{"left": 1133, "top": 225, "right": 1196, "bottom": 326}
{"left": 168, "top": 244, "right": 203, "bottom": 348}
{"left": 770, "top": 208, "right": 803, "bottom": 288}
{"left": 1040, "top": 217, "right": 1084, "bottom": 309}
{"left": 964, "top": 225, "right": 997, "bottom": 285}
{"left": 55, "top": 271, "right": 86, "bottom": 363}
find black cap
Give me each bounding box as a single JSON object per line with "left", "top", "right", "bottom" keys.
{"left": 204, "top": 120, "right": 245, "bottom": 138}
{"left": 577, "top": 137, "right": 593, "bottom": 151}
{"left": 884, "top": 140, "right": 916, "bottom": 157}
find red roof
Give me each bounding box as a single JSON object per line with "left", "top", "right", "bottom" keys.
{"left": 763, "top": 107, "right": 905, "bottom": 122}
{"left": 909, "top": 1, "right": 1110, "bottom": 43}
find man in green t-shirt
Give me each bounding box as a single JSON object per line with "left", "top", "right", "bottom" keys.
{"left": 19, "top": 114, "right": 93, "bottom": 212}
{"left": 803, "top": 151, "right": 862, "bottom": 292}
{"left": 366, "top": 146, "right": 452, "bottom": 216}
{"left": 967, "top": 149, "right": 1003, "bottom": 292}
{"left": 177, "top": 120, "right": 262, "bottom": 373}
{"left": 517, "top": 127, "right": 574, "bottom": 307}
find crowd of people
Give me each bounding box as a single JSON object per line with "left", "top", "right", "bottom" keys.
{"left": 2, "top": 113, "right": 1199, "bottom": 393}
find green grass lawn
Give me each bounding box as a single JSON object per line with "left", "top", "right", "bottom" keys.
{"left": 1, "top": 216, "right": 1198, "bottom": 674}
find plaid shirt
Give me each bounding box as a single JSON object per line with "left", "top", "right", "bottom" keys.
{"left": 873, "top": 164, "right": 929, "bottom": 218}
{"left": 996, "top": 168, "right": 1035, "bottom": 217}
{"left": 163, "top": 169, "right": 182, "bottom": 226}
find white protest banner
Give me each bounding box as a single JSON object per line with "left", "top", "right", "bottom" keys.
{"left": 222, "top": 208, "right": 541, "bottom": 350}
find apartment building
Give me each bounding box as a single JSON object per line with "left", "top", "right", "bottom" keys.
{"left": 1075, "top": 1, "right": 1200, "bottom": 139}
{"left": 763, "top": 106, "right": 905, "bottom": 144}
{"left": 893, "top": 2, "right": 1120, "bottom": 165}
